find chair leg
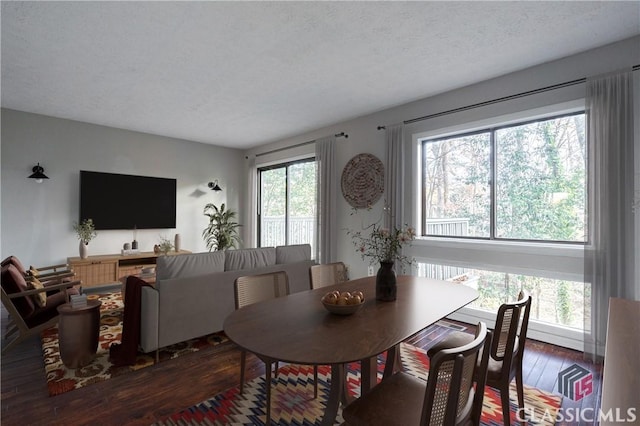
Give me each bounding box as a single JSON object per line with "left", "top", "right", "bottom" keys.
{"left": 265, "top": 360, "right": 273, "bottom": 425}
{"left": 500, "top": 387, "right": 512, "bottom": 426}
{"left": 274, "top": 360, "right": 279, "bottom": 378}
{"left": 240, "top": 350, "right": 247, "bottom": 394}
{"left": 313, "top": 365, "right": 318, "bottom": 399}
{"left": 516, "top": 364, "right": 526, "bottom": 422}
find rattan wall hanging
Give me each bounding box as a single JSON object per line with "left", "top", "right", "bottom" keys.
{"left": 341, "top": 153, "right": 385, "bottom": 208}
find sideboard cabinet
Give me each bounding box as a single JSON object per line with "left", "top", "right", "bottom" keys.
{"left": 68, "top": 250, "right": 190, "bottom": 288}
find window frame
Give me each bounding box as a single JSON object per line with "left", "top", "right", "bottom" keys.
{"left": 257, "top": 157, "right": 316, "bottom": 248}
{"left": 420, "top": 110, "right": 586, "bottom": 245}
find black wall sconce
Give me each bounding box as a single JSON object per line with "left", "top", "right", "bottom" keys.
{"left": 28, "top": 163, "right": 49, "bottom": 183}
{"left": 208, "top": 180, "right": 222, "bottom": 191}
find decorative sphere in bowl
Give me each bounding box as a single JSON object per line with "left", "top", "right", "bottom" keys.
{"left": 321, "top": 290, "right": 364, "bottom": 315}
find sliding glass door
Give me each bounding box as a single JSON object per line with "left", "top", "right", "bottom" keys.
{"left": 258, "top": 158, "right": 316, "bottom": 254}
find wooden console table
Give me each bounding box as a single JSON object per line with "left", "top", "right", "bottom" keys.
{"left": 68, "top": 250, "right": 190, "bottom": 289}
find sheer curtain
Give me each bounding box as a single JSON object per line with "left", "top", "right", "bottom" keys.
{"left": 384, "top": 124, "right": 404, "bottom": 230}
{"left": 245, "top": 154, "right": 258, "bottom": 248}
{"left": 315, "top": 136, "right": 337, "bottom": 263}
{"left": 584, "top": 70, "right": 636, "bottom": 362}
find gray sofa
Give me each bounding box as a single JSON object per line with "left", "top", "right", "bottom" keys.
{"left": 140, "top": 244, "right": 315, "bottom": 353}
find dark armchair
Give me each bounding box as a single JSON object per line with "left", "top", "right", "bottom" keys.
{"left": 1, "top": 263, "right": 80, "bottom": 354}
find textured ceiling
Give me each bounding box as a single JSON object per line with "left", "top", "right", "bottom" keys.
{"left": 2, "top": 1, "right": 638, "bottom": 149}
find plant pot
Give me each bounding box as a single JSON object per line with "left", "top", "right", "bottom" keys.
{"left": 376, "top": 261, "right": 397, "bottom": 301}
{"left": 79, "top": 241, "right": 88, "bottom": 259}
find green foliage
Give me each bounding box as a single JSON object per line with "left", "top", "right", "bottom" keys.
{"left": 157, "top": 236, "right": 174, "bottom": 255}
{"left": 347, "top": 223, "right": 415, "bottom": 267}
{"left": 202, "top": 203, "right": 241, "bottom": 251}
{"left": 73, "top": 218, "right": 97, "bottom": 243}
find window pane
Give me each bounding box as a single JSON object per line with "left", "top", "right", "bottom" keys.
{"left": 288, "top": 162, "right": 316, "bottom": 254}
{"left": 260, "top": 167, "right": 286, "bottom": 247}
{"left": 416, "top": 262, "right": 585, "bottom": 330}
{"left": 495, "top": 114, "right": 586, "bottom": 241}
{"left": 422, "top": 133, "right": 491, "bottom": 237}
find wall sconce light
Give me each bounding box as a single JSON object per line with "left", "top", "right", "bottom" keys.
{"left": 208, "top": 180, "right": 222, "bottom": 191}
{"left": 28, "top": 163, "right": 49, "bottom": 183}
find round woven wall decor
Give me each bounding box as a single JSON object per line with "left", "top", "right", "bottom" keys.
{"left": 341, "top": 153, "right": 385, "bottom": 209}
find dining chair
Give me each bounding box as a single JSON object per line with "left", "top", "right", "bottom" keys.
{"left": 342, "top": 322, "right": 491, "bottom": 426}
{"left": 234, "top": 271, "right": 316, "bottom": 424}
{"left": 309, "top": 261, "right": 348, "bottom": 289}
{"left": 484, "top": 290, "right": 532, "bottom": 426}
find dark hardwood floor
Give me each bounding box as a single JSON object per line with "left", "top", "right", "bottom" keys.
{"left": 1, "top": 307, "right": 602, "bottom": 426}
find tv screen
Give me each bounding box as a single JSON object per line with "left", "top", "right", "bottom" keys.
{"left": 80, "top": 171, "right": 176, "bottom": 230}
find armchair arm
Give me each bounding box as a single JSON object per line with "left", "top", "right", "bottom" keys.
{"left": 27, "top": 271, "right": 76, "bottom": 284}
{"left": 8, "top": 280, "right": 82, "bottom": 298}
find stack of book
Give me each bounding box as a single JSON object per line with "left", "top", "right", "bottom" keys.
{"left": 70, "top": 293, "right": 88, "bottom": 308}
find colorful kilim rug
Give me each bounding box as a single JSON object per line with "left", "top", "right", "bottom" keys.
{"left": 156, "top": 343, "right": 562, "bottom": 426}
{"left": 41, "top": 292, "right": 229, "bottom": 396}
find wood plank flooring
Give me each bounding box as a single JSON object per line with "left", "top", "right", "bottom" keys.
{"left": 1, "top": 308, "right": 602, "bottom": 425}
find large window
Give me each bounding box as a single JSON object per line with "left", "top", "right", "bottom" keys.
{"left": 421, "top": 112, "right": 586, "bottom": 243}
{"left": 258, "top": 159, "right": 316, "bottom": 253}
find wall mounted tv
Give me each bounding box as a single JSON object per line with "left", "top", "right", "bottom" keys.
{"left": 79, "top": 170, "right": 177, "bottom": 230}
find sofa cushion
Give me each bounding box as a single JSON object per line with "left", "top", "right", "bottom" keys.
{"left": 276, "top": 244, "right": 311, "bottom": 264}
{"left": 224, "top": 247, "right": 276, "bottom": 271}
{"left": 156, "top": 252, "right": 225, "bottom": 281}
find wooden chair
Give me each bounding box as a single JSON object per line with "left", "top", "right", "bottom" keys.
{"left": 1, "top": 264, "right": 80, "bottom": 354}
{"left": 309, "top": 261, "right": 348, "bottom": 289}
{"left": 1, "top": 255, "right": 74, "bottom": 282}
{"left": 342, "top": 322, "right": 492, "bottom": 426}
{"left": 235, "top": 271, "right": 317, "bottom": 424}
{"left": 484, "top": 291, "right": 532, "bottom": 426}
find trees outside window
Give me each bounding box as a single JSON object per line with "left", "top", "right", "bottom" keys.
{"left": 258, "top": 159, "right": 316, "bottom": 253}
{"left": 422, "top": 112, "right": 586, "bottom": 243}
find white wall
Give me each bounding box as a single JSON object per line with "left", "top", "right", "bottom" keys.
{"left": 1, "top": 109, "right": 245, "bottom": 266}
{"left": 244, "top": 36, "right": 640, "bottom": 280}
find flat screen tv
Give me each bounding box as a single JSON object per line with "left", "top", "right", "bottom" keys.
{"left": 79, "top": 170, "right": 176, "bottom": 230}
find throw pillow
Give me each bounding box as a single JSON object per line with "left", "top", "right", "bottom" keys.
{"left": 28, "top": 277, "right": 47, "bottom": 308}
{"left": 28, "top": 266, "right": 40, "bottom": 277}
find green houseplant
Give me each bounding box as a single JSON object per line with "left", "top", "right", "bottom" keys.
{"left": 202, "top": 203, "right": 241, "bottom": 251}
{"left": 73, "top": 218, "right": 97, "bottom": 259}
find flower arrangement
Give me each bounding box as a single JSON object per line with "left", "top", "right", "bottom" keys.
{"left": 73, "top": 218, "right": 97, "bottom": 244}
{"left": 157, "top": 236, "right": 174, "bottom": 255}
{"left": 348, "top": 223, "right": 416, "bottom": 268}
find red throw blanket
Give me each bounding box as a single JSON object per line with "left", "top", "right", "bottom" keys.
{"left": 109, "top": 276, "right": 152, "bottom": 366}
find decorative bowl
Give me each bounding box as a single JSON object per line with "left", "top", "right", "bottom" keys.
{"left": 322, "top": 299, "right": 364, "bottom": 315}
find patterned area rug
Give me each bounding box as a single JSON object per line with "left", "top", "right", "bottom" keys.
{"left": 41, "top": 292, "right": 229, "bottom": 396}
{"left": 156, "top": 343, "right": 562, "bottom": 426}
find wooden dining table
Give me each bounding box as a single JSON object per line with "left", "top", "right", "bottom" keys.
{"left": 223, "top": 274, "right": 479, "bottom": 425}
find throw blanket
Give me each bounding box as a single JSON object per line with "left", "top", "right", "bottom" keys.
{"left": 109, "top": 275, "right": 152, "bottom": 366}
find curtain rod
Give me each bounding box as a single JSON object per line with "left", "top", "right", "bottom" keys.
{"left": 254, "top": 132, "right": 348, "bottom": 158}
{"left": 377, "top": 64, "right": 640, "bottom": 130}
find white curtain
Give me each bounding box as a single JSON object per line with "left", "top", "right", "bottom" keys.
{"left": 245, "top": 154, "right": 258, "bottom": 248}
{"left": 315, "top": 136, "right": 337, "bottom": 263}
{"left": 584, "top": 70, "right": 636, "bottom": 362}
{"left": 384, "top": 124, "right": 404, "bottom": 230}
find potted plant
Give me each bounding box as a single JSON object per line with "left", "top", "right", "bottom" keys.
{"left": 157, "top": 236, "right": 174, "bottom": 255}
{"left": 348, "top": 222, "right": 415, "bottom": 301}
{"left": 73, "top": 218, "right": 97, "bottom": 259}
{"left": 202, "top": 203, "right": 241, "bottom": 251}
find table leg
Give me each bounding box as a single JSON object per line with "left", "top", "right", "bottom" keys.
{"left": 383, "top": 344, "right": 402, "bottom": 380}
{"left": 320, "top": 363, "right": 344, "bottom": 426}
{"left": 360, "top": 357, "right": 378, "bottom": 396}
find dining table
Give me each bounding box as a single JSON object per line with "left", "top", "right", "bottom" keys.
{"left": 223, "top": 274, "right": 479, "bottom": 425}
